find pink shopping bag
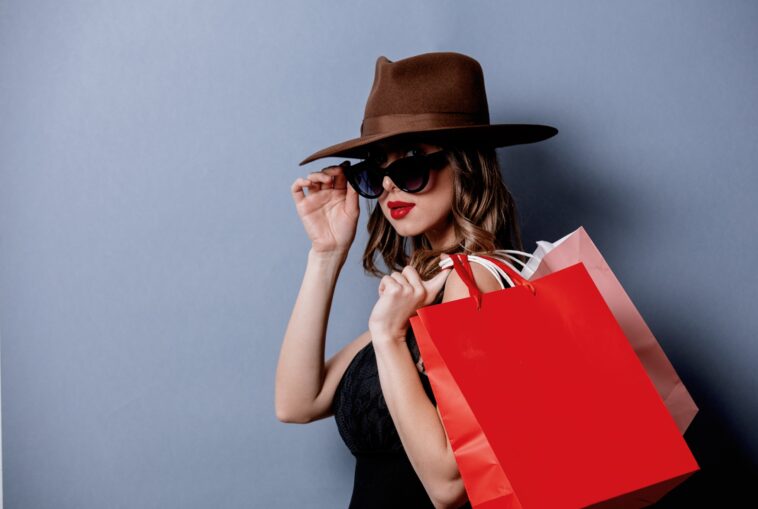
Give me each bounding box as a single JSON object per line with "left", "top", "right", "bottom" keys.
{"left": 516, "top": 226, "right": 698, "bottom": 434}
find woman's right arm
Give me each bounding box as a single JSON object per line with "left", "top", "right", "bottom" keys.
{"left": 275, "top": 248, "right": 346, "bottom": 423}
{"left": 275, "top": 161, "right": 360, "bottom": 423}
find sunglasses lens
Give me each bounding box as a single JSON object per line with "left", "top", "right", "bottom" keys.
{"left": 349, "top": 162, "right": 383, "bottom": 198}
{"left": 393, "top": 157, "right": 428, "bottom": 191}
{"left": 349, "top": 150, "right": 446, "bottom": 198}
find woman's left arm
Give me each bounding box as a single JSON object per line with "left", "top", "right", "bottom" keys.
{"left": 369, "top": 260, "right": 503, "bottom": 509}
{"left": 372, "top": 338, "right": 466, "bottom": 509}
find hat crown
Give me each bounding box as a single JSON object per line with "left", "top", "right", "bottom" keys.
{"left": 298, "top": 51, "right": 558, "bottom": 166}
{"left": 361, "top": 52, "right": 491, "bottom": 136}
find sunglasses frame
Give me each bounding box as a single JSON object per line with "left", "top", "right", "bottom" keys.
{"left": 343, "top": 149, "right": 450, "bottom": 199}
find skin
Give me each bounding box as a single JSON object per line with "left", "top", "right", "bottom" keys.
{"left": 366, "top": 140, "right": 457, "bottom": 340}
{"left": 372, "top": 140, "right": 458, "bottom": 251}
{"left": 364, "top": 140, "right": 468, "bottom": 509}
{"left": 280, "top": 139, "right": 502, "bottom": 508}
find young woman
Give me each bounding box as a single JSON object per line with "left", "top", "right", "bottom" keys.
{"left": 275, "top": 52, "right": 557, "bottom": 509}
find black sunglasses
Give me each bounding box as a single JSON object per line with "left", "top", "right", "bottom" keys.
{"left": 343, "top": 149, "right": 450, "bottom": 199}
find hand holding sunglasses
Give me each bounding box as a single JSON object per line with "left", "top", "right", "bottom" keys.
{"left": 343, "top": 149, "right": 450, "bottom": 199}
{"left": 291, "top": 161, "right": 360, "bottom": 256}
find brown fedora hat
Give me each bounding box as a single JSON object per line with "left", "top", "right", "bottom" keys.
{"left": 299, "top": 51, "right": 558, "bottom": 166}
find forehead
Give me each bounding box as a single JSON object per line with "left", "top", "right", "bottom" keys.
{"left": 367, "top": 140, "right": 441, "bottom": 157}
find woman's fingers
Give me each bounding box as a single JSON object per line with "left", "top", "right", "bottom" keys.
{"left": 307, "top": 170, "right": 333, "bottom": 191}
{"left": 321, "top": 163, "right": 359, "bottom": 216}
{"left": 291, "top": 177, "right": 314, "bottom": 204}
{"left": 319, "top": 161, "right": 350, "bottom": 189}
{"left": 344, "top": 178, "right": 359, "bottom": 216}
{"left": 389, "top": 271, "right": 413, "bottom": 293}
{"left": 401, "top": 266, "right": 425, "bottom": 296}
{"left": 330, "top": 164, "right": 349, "bottom": 190}
{"left": 292, "top": 161, "right": 352, "bottom": 204}
{"left": 379, "top": 275, "right": 401, "bottom": 296}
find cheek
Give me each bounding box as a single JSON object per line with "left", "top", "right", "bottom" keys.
{"left": 429, "top": 168, "right": 455, "bottom": 204}
{"left": 381, "top": 168, "right": 454, "bottom": 223}
{"left": 417, "top": 169, "right": 454, "bottom": 218}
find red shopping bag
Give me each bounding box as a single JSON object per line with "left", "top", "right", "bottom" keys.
{"left": 409, "top": 254, "right": 699, "bottom": 509}
{"left": 520, "top": 226, "right": 698, "bottom": 434}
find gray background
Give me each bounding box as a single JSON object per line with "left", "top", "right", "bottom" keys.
{"left": 1, "top": 1, "right": 756, "bottom": 508}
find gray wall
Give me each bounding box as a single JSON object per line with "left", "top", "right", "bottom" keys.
{"left": 1, "top": 1, "right": 756, "bottom": 507}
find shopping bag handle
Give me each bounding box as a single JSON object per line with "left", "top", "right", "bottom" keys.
{"left": 439, "top": 253, "right": 524, "bottom": 289}
{"left": 491, "top": 248, "right": 537, "bottom": 268}
{"left": 447, "top": 253, "right": 536, "bottom": 310}
{"left": 477, "top": 254, "right": 534, "bottom": 290}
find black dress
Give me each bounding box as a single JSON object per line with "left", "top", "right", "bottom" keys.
{"left": 332, "top": 287, "right": 474, "bottom": 509}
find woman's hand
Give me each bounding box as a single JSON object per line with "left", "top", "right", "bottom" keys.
{"left": 368, "top": 262, "right": 453, "bottom": 344}
{"left": 291, "top": 161, "right": 359, "bottom": 256}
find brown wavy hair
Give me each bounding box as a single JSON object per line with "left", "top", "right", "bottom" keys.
{"left": 361, "top": 142, "right": 528, "bottom": 281}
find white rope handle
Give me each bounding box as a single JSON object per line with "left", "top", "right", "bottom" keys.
{"left": 436, "top": 246, "right": 547, "bottom": 291}
{"left": 490, "top": 249, "right": 536, "bottom": 268}
{"left": 438, "top": 254, "right": 523, "bottom": 289}
{"left": 472, "top": 256, "right": 511, "bottom": 289}
{"left": 438, "top": 256, "right": 502, "bottom": 288}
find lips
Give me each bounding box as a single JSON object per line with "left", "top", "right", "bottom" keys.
{"left": 388, "top": 201, "right": 415, "bottom": 219}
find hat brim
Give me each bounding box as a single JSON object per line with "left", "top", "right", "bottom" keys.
{"left": 298, "top": 123, "right": 558, "bottom": 166}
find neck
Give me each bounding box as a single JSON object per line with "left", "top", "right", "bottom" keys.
{"left": 424, "top": 216, "right": 457, "bottom": 251}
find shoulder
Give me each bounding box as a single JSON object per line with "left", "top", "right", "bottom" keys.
{"left": 441, "top": 258, "right": 503, "bottom": 304}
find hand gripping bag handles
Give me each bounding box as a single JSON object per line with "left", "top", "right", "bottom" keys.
{"left": 409, "top": 253, "right": 700, "bottom": 509}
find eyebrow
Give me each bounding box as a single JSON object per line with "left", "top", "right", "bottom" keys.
{"left": 368, "top": 143, "right": 421, "bottom": 158}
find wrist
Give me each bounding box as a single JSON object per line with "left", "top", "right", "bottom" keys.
{"left": 370, "top": 328, "right": 407, "bottom": 346}
{"left": 308, "top": 247, "right": 348, "bottom": 267}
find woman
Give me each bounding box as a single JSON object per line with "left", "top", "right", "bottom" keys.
{"left": 275, "top": 52, "right": 557, "bottom": 508}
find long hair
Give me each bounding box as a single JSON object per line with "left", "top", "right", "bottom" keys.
{"left": 361, "top": 143, "right": 528, "bottom": 281}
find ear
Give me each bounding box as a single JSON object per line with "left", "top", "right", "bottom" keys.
{"left": 441, "top": 260, "right": 504, "bottom": 304}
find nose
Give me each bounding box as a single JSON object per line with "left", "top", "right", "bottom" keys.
{"left": 382, "top": 175, "right": 397, "bottom": 194}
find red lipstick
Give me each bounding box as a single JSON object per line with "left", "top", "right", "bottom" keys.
{"left": 388, "top": 200, "right": 415, "bottom": 219}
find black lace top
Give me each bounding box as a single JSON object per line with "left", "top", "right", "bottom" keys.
{"left": 332, "top": 286, "right": 474, "bottom": 508}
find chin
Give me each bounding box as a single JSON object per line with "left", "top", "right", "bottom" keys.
{"left": 392, "top": 225, "right": 422, "bottom": 237}
{"left": 386, "top": 218, "right": 425, "bottom": 237}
